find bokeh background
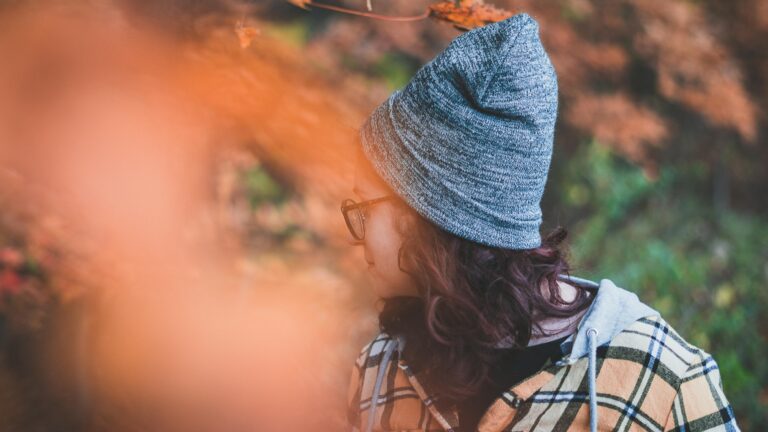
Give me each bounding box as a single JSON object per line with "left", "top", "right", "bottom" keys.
{"left": 0, "top": 0, "right": 766, "bottom": 430}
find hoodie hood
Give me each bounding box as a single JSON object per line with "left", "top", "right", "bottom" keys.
{"left": 555, "top": 274, "right": 660, "bottom": 364}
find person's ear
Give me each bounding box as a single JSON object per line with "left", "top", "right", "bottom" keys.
{"left": 392, "top": 200, "right": 417, "bottom": 235}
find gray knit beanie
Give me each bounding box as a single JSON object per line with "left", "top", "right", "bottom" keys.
{"left": 359, "top": 13, "right": 558, "bottom": 249}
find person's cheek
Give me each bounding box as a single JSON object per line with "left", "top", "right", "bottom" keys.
{"left": 381, "top": 224, "right": 411, "bottom": 293}
{"left": 365, "top": 214, "right": 393, "bottom": 294}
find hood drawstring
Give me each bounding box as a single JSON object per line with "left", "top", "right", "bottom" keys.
{"left": 587, "top": 327, "right": 599, "bottom": 432}
{"left": 365, "top": 336, "right": 402, "bottom": 432}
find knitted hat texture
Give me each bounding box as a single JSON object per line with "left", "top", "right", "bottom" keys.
{"left": 360, "top": 13, "right": 558, "bottom": 249}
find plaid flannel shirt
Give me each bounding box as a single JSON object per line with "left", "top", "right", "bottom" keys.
{"left": 347, "top": 313, "right": 739, "bottom": 432}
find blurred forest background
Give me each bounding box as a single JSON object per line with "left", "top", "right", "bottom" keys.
{"left": 0, "top": 0, "right": 766, "bottom": 430}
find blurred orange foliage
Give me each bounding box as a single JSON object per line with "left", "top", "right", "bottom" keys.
{"left": 234, "top": 20, "right": 260, "bottom": 48}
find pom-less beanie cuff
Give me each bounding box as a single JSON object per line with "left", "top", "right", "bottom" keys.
{"left": 359, "top": 13, "right": 557, "bottom": 250}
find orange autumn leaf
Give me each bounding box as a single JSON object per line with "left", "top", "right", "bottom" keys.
{"left": 429, "top": 0, "right": 514, "bottom": 31}
{"left": 286, "top": 0, "right": 312, "bottom": 10}
{"left": 234, "top": 21, "right": 261, "bottom": 48}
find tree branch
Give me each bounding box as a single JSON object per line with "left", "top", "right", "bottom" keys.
{"left": 305, "top": 1, "right": 430, "bottom": 22}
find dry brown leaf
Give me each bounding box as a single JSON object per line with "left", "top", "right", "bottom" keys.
{"left": 429, "top": 0, "right": 514, "bottom": 31}
{"left": 286, "top": 0, "right": 312, "bottom": 10}
{"left": 234, "top": 21, "right": 261, "bottom": 48}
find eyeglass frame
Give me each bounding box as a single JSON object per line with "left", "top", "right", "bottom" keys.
{"left": 340, "top": 194, "right": 396, "bottom": 241}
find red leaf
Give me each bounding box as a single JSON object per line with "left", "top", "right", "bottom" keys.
{"left": 0, "top": 247, "right": 23, "bottom": 268}
{"left": 0, "top": 269, "right": 22, "bottom": 295}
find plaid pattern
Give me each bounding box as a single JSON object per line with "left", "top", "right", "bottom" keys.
{"left": 346, "top": 315, "right": 739, "bottom": 432}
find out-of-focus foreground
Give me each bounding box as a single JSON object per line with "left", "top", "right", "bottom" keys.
{"left": 0, "top": 0, "right": 766, "bottom": 430}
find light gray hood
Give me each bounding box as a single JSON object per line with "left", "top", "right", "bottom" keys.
{"left": 555, "top": 274, "right": 660, "bottom": 364}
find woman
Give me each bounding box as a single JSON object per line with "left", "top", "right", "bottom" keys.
{"left": 342, "top": 13, "right": 738, "bottom": 432}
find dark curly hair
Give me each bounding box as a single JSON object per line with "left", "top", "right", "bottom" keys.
{"left": 379, "top": 200, "right": 594, "bottom": 408}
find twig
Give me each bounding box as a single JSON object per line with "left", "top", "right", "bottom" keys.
{"left": 305, "top": 1, "right": 430, "bottom": 22}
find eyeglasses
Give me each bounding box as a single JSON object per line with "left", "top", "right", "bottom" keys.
{"left": 340, "top": 194, "right": 395, "bottom": 241}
